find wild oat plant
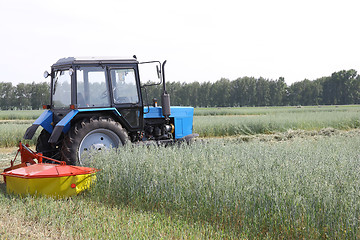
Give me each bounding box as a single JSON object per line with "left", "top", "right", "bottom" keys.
{"left": 89, "top": 134, "right": 360, "bottom": 239}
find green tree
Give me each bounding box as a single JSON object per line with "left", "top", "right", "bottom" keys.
{"left": 0, "top": 82, "right": 15, "bottom": 110}
{"left": 210, "top": 78, "right": 231, "bottom": 107}
{"left": 30, "top": 82, "right": 50, "bottom": 109}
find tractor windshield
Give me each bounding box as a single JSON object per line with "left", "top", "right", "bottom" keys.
{"left": 52, "top": 69, "right": 71, "bottom": 108}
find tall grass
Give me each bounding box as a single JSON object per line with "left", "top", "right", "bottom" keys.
{"left": 88, "top": 134, "right": 360, "bottom": 239}
{"left": 0, "top": 110, "right": 43, "bottom": 147}
{"left": 0, "top": 124, "right": 39, "bottom": 147}
{"left": 0, "top": 110, "right": 43, "bottom": 120}
{"left": 1, "top": 106, "right": 360, "bottom": 238}
{"left": 0, "top": 150, "right": 232, "bottom": 239}
{"left": 194, "top": 109, "right": 360, "bottom": 137}
{"left": 0, "top": 107, "right": 359, "bottom": 146}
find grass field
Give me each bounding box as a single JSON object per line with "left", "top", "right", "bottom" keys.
{"left": 194, "top": 105, "right": 360, "bottom": 116}
{"left": 0, "top": 106, "right": 360, "bottom": 239}
{"left": 0, "top": 105, "right": 359, "bottom": 146}
{"left": 0, "top": 189, "right": 227, "bottom": 239}
{"left": 194, "top": 105, "right": 360, "bottom": 137}
{"left": 0, "top": 110, "right": 43, "bottom": 120}
{"left": 87, "top": 134, "right": 360, "bottom": 239}
{"left": 0, "top": 123, "right": 39, "bottom": 147}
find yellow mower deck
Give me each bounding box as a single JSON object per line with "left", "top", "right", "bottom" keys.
{"left": 1, "top": 143, "right": 99, "bottom": 198}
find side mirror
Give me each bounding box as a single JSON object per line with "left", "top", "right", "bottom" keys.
{"left": 43, "top": 71, "right": 50, "bottom": 78}
{"left": 156, "top": 65, "right": 161, "bottom": 79}
{"left": 69, "top": 68, "right": 74, "bottom": 76}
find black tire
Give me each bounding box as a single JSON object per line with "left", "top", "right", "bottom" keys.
{"left": 36, "top": 129, "right": 61, "bottom": 161}
{"left": 61, "top": 117, "right": 128, "bottom": 165}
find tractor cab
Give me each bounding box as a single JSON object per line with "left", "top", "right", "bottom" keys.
{"left": 48, "top": 57, "right": 145, "bottom": 131}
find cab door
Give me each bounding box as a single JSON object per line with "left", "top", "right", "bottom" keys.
{"left": 108, "top": 66, "right": 143, "bottom": 131}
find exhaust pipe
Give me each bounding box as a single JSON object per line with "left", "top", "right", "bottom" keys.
{"left": 161, "top": 60, "right": 171, "bottom": 122}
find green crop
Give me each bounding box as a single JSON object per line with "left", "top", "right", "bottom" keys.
{"left": 0, "top": 106, "right": 359, "bottom": 147}
{"left": 0, "top": 110, "right": 43, "bottom": 120}
{"left": 194, "top": 106, "right": 360, "bottom": 137}
{"left": 0, "top": 123, "right": 39, "bottom": 147}
{"left": 88, "top": 134, "right": 360, "bottom": 239}
{"left": 1, "top": 105, "right": 360, "bottom": 238}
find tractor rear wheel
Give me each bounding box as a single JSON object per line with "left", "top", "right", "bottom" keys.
{"left": 36, "top": 129, "right": 61, "bottom": 161}
{"left": 61, "top": 117, "right": 128, "bottom": 165}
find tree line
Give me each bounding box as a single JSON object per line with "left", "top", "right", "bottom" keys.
{"left": 0, "top": 69, "right": 359, "bottom": 110}
{"left": 145, "top": 69, "right": 360, "bottom": 107}
{"left": 0, "top": 82, "right": 50, "bottom": 110}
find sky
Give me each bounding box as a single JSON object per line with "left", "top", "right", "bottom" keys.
{"left": 0, "top": 0, "right": 359, "bottom": 85}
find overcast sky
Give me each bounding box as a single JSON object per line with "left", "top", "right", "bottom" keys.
{"left": 0, "top": 0, "right": 359, "bottom": 85}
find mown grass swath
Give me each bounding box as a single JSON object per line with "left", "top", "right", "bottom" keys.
{"left": 194, "top": 105, "right": 360, "bottom": 116}
{"left": 88, "top": 134, "right": 360, "bottom": 239}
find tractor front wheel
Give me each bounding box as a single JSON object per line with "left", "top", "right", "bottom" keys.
{"left": 61, "top": 117, "right": 128, "bottom": 165}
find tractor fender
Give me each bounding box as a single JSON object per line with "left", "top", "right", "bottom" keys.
{"left": 46, "top": 108, "right": 121, "bottom": 144}
{"left": 24, "top": 110, "right": 53, "bottom": 140}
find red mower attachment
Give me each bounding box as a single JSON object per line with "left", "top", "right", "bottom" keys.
{"left": 3, "top": 142, "right": 66, "bottom": 176}
{"left": 2, "top": 142, "right": 99, "bottom": 198}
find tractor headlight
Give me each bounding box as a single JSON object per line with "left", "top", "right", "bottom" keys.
{"left": 165, "top": 124, "right": 174, "bottom": 134}
{"left": 43, "top": 71, "right": 50, "bottom": 78}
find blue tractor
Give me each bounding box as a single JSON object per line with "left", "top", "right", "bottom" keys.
{"left": 24, "top": 57, "right": 198, "bottom": 165}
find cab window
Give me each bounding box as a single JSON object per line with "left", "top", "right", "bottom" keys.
{"left": 110, "top": 69, "right": 139, "bottom": 104}
{"left": 76, "top": 67, "right": 110, "bottom": 107}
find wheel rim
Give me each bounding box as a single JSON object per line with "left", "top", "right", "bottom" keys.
{"left": 78, "top": 128, "right": 121, "bottom": 164}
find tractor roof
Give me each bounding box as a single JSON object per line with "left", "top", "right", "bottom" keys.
{"left": 52, "top": 56, "right": 139, "bottom": 67}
